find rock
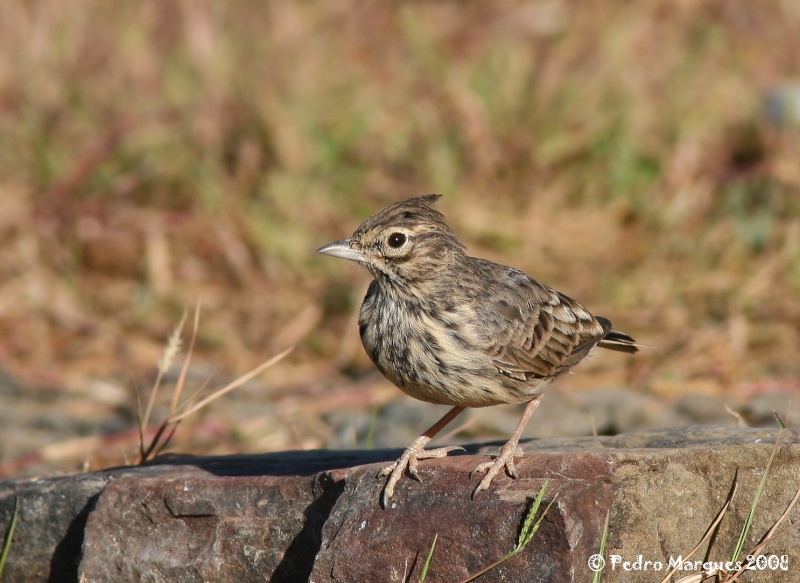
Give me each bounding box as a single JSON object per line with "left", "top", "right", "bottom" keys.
{"left": 80, "top": 452, "right": 353, "bottom": 582}
{"left": 1, "top": 426, "right": 798, "bottom": 583}
{"left": 0, "top": 468, "right": 128, "bottom": 583}
{"left": 310, "top": 452, "right": 612, "bottom": 582}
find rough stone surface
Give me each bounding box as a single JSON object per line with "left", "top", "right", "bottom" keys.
{"left": 1, "top": 471, "right": 111, "bottom": 583}
{"left": 312, "top": 427, "right": 800, "bottom": 582}
{"left": 1, "top": 426, "right": 799, "bottom": 583}
{"left": 80, "top": 452, "right": 356, "bottom": 582}
{"left": 310, "top": 454, "right": 612, "bottom": 583}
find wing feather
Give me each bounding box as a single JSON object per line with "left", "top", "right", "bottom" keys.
{"left": 476, "top": 265, "right": 608, "bottom": 380}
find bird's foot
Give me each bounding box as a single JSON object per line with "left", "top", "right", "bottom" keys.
{"left": 379, "top": 440, "right": 464, "bottom": 507}
{"left": 470, "top": 443, "right": 524, "bottom": 498}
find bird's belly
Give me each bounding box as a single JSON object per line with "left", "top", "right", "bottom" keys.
{"left": 359, "top": 307, "right": 546, "bottom": 407}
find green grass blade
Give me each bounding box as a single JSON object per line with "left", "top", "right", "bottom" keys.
{"left": 419, "top": 533, "right": 438, "bottom": 581}
{"left": 731, "top": 433, "right": 780, "bottom": 563}
{"left": 514, "top": 479, "right": 552, "bottom": 552}
{"left": 0, "top": 497, "right": 20, "bottom": 580}
{"left": 459, "top": 480, "right": 554, "bottom": 583}
{"left": 592, "top": 510, "right": 610, "bottom": 583}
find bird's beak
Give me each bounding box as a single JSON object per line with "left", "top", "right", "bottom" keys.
{"left": 317, "top": 238, "right": 367, "bottom": 263}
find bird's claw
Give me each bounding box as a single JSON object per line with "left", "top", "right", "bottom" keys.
{"left": 471, "top": 445, "right": 524, "bottom": 499}
{"left": 379, "top": 445, "right": 465, "bottom": 507}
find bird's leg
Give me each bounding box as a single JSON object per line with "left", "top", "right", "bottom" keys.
{"left": 380, "top": 405, "right": 465, "bottom": 507}
{"left": 471, "top": 397, "right": 541, "bottom": 498}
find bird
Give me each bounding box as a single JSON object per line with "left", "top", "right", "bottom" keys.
{"left": 318, "top": 194, "right": 638, "bottom": 506}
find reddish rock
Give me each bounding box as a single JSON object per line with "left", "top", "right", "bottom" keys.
{"left": 1, "top": 426, "right": 799, "bottom": 583}
{"left": 311, "top": 454, "right": 613, "bottom": 583}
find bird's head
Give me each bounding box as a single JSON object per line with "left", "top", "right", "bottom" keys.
{"left": 317, "top": 194, "right": 466, "bottom": 286}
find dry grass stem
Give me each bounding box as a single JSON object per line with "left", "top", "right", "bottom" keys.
{"left": 169, "top": 304, "right": 200, "bottom": 414}
{"left": 720, "top": 485, "right": 800, "bottom": 583}
{"left": 658, "top": 480, "right": 740, "bottom": 583}
{"left": 138, "top": 308, "right": 189, "bottom": 460}
{"left": 136, "top": 302, "right": 293, "bottom": 464}
{"left": 168, "top": 345, "right": 294, "bottom": 424}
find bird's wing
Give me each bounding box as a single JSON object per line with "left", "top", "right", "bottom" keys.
{"left": 476, "top": 266, "right": 608, "bottom": 380}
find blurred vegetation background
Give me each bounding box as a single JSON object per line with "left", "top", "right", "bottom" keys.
{"left": 1, "top": 1, "right": 798, "bottom": 477}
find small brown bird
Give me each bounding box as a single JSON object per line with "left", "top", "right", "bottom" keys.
{"left": 318, "top": 195, "right": 637, "bottom": 506}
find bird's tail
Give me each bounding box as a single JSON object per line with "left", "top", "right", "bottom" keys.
{"left": 595, "top": 316, "right": 639, "bottom": 354}
{"left": 598, "top": 329, "right": 639, "bottom": 354}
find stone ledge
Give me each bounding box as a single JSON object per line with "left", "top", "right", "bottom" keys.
{"left": 1, "top": 426, "right": 798, "bottom": 582}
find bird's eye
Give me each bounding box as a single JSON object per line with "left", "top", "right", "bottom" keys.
{"left": 387, "top": 232, "right": 407, "bottom": 248}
